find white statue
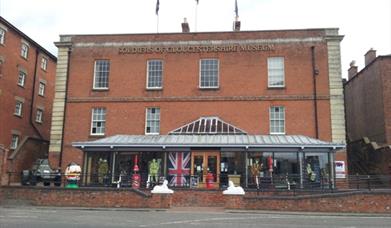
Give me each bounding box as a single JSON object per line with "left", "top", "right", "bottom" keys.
{"left": 223, "top": 181, "right": 245, "bottom": 195}
{"left": 151, "top": 180, "right": 174, "bottom": 194}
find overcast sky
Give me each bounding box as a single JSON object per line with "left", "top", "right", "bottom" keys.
{"left": 1, "top": 0, "right": 390, "bottom": 78}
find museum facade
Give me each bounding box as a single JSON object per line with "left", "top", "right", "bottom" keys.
{"left": 49, "top": 25, "right": 346, "bottom": 189}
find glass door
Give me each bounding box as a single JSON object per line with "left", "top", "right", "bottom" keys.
{"left": 191, "top": 151, "right": 220, "bottom": 188}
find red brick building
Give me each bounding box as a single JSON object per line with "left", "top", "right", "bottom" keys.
{"left": 0, "top": 16, "right": 57, "bottom": 180}
{"left": 345, "top": 49, "right": 391, "bottom": 175}
{"left": 50, "top": 24, "right": 345, "bottom": 189}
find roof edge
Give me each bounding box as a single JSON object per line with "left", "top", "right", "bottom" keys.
{"left": 0, "top": 16, "right": 57, "bottom": 61}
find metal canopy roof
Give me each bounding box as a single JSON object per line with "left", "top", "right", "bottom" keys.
{"left": 73, "top": 134, "right": 344, "bottom": 150}
{"left": 169, "top": 117, "right": 247, "bottom": 135}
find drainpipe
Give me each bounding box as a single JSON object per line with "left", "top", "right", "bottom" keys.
{"left": 59, "top": 48, "right": 72, "bottom": 169}
{"left": 311, "top": 46, "right": 319, "bottom": 139}
{"left": 30, "top": 49, "right": 43, "bottom": 139}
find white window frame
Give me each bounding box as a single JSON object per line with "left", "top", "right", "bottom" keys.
{"left": 10, "top": 134, "right": 19, "bottom": 149}
{"left": 41, "top": 57, "right": 48, "bottom": 71}
{"left": 267, "top": 57, "right": 285, "bottom": 88}
{"left": 35, "top": 109, "right": 43, "bottom": 123}
{"left": 0, "top": 28, "right": 5, "bottom": 44}
{"left": 14, "top": 101, "right": 23, "bottom": 117}
{"left": 269, "top": 106, "right": 285, "bottom": 135}
{"left": 145, "top": 107, "right": 160, "bottom": 135}
{"left": 38, "top": 82, "right": 45, "bottom": 96}
{"left": 90, "top": 108, "right": 106, "bottom": 136}
{"left": 93, "top": 60, "right": 110, "bottom": 90}
{"left": 146, "top": 60, "right": 163, "bottom": 89}
{"left": 199, "top": 59, "right": 219, "bottom": 89}
{"left": 21, "top": 43, "right": 29, "bottom": 59}
{"left": 17, "top": 71, "right": 26, "bottom": 87}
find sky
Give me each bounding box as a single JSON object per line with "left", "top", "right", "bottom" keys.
{"left": 1, "top": 0, "right": 390, "bottom": 78}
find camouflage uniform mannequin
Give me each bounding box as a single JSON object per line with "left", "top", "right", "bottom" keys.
{"left": 149, "top": 159, "right": 159, "bottom": 183}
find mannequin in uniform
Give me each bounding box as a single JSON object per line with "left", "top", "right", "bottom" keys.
{"left": 250, "top": 160, "right": 261, "bottom": 188}
{"left": 148, "top": 159, "right": 159, "bottom": 187}
{"left": 98, "top": 158, "right": 108, "bottom": 184}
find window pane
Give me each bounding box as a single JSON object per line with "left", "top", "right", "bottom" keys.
{"left": 0, "top": 28, "right": 5, "bottom": 44}
{"left": 18, "top": 72, "right": 26, "bottom": 86}
{"left": 200, "top": 59, "right": 219, "bottom": 88}
{"left": 39, "top": 82, "right": 45, "bottom": 96}
{"left": 270, "top": 106, "right": 285, "bottom": 134}
{"left": 268, "top": 57, "right": 285, "bottom": 87}
{"left": 94, "top": 60, "right": 110, "bottom": 89}
{"left": 15, "top": 102, "right": 23, "bottom": 116}
{"left": 11, "top": 135, "right": 19, "bottom": 149}
{"left": 146, "top": 108, "right": 160, "bottom": 134}
{"left": 41, "top": 58, "right": 48, "bottom": 70}
{"left": 91, "top": 108, "right": 106, "bottom": 135}
{"left": 147, "top": 60, "right": 163, "bottom": 88}
{"left": 36, "top": 109, "right": 43, "bottom": 123}
{"left": 21, "top": 44, "right": 29, "bottom": 58}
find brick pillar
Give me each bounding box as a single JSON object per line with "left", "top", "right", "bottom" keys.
{"left": 150, "top": 194, "right": 172, "bottom": 208}
{"left": 224, "top": 195, "right": 244, "bottom": 209}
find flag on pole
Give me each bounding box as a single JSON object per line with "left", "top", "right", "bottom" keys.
{"left": 156, "top": 0, "right": 160, "bottom": 15}
{"left": 235, "top": 0, "right": 239, "bottom": 18}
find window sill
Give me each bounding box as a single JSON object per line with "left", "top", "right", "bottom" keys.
{"left": 267, "top": 86, "right": 285, "bottom": 90}
{"left": 145, "top": 133, "right": 160, "bottom": 136}
{"left": 146, "top": 87, "right": 163, "bottom": 91}
{"left": 92, "top": 88, "right": 109, "bottom": 91}
{"left": 199, "top": 87, "right": 220, "bottom": 90}
{"left": 35, "top": 121, "right": 43, "bottom": 124}
{"left": 17, "top": 84, "right": 25, "bottom": 88}
{"left": 269, "top": 132, "right": 286, "bottom": 135}
{"left": 14, "top": 114, "right": 22, "bottom": 118}
{"left": 89, "top": 134, "right": 105, "bottom": 138}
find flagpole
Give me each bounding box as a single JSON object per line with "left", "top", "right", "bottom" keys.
{"left": 155, "top": 0, "right": 160, "bottom": 33}
{"left": 195, "top": 3, "right": 198, "bottom": 32}
{"left": 157, "top": 15, "right": 159, "bottom": 33}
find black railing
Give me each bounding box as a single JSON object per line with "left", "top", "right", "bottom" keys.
{"left": 6, "top": 172, "right": 391, "bottom": 193}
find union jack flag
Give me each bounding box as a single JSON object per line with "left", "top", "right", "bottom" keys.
{"left": 168, "top": 152, "right": 190, "bottom": 187}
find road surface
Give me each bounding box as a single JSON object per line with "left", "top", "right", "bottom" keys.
{"left": 0, "top": 206, "right": 390, "bottom": 228}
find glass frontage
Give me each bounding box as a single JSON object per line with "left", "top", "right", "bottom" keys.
{"left": 113, "top": 152, "right": 138, "bottom": 187}
{"left": 247, "top": 152, "right": 273, "bottom": 188}
{"left": 303, "top": 152, "right": 331, "bottom": 189}
{"left": 221, "top": 152, "right": 245, "bottom": 187}
{"left": 84, "top": 152, "right": 112, "bottom": 186}
{"left": 82, "top": 149, "right": 335, "bottom": 189}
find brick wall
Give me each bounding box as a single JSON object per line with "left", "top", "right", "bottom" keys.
{"left": 6, "top": 138, "right": 48, "bottom": 183}
{"left": 345, "top": 57, "right": 391, "bottom": 144}
{"left": 0, "top": 18, "right": 56, "bottom": 148}
{"left": 380, "top": 57, "right": 391, "bottom": 144}
{"left": 1, "top": 187, "right": 391, "bottom": 213}
{"left": 225, "top": 192, "right": 391, "bottom": 213}
{"left": 171, "top": 189, "right": 225, "bottom": 207}
{"left": 0, "top": 187, "right": 171, "bottom": 208}
{"left": 51, "top": 29, "right": 342, "bottom": 170}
